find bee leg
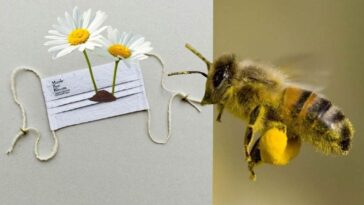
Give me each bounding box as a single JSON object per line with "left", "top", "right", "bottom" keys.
{"left": 248, "top": 138, "right": 262, "bottom": 181}
{"left": 244, "top": 105, "right": 263, "bottom": 161}
{"left": 216, "top": 104, "right": 225, "bottom": 122}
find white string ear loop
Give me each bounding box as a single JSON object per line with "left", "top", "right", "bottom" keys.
{"left": 145, "top": 53, "right": 202, "bottom": 144}
{"left": 7, "top": 67, "right": 59, "bottom": 161}
{"left": 146, "top": 53, "right": 202, "bottom": 108}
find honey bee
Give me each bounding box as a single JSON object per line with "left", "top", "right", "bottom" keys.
{"left": 169, "top": 44, "right": 354, "bottom": 180}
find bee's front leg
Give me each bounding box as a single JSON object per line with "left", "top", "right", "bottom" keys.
{"left": 244, "top": 105, "right": 263, "bottom": 162}
{"left": 216, "top": 104, "right": 225, "bottom": 122}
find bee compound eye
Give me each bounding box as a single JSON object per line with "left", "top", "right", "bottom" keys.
{"left": 213, "top": 69, "right": 225, "bottom": 87}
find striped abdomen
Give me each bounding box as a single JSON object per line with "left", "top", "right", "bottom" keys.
{"left": 280, "top": 87, "right": 354, "bottom": 155}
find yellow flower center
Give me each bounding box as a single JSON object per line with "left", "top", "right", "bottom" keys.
{"left": 68, "top": 29, "right": 90, "bottom": 45}
{"left": 108, "top": 44, "right": 132, "bottom": 58}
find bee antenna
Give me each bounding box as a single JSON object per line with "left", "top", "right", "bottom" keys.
{"left": 168, "top": 71, "right": 207, "bottom": 78}
{"left": 185, "top": 43, "right": 211, "bottom": 69}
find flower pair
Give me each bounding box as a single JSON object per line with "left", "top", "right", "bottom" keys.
{"left": 44, "top": 7, "right": 152, "bottom": 102}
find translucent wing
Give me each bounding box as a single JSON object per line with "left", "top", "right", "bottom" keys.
{"left": 273, "top": 53, "right": 331, "bottom": 92}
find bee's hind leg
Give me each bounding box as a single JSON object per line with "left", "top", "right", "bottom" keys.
{"left": 248, "top": 138, "right": 262, "bottom": 181}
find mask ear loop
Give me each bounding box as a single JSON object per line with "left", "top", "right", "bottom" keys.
{"left": 7, "top": 67, "right": 59, "bottom": 161}
{"left": 145, "top": 53, "right": 202, "bottom": 144}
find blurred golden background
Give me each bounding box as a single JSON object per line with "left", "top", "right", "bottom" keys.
{"left": 214, "top": 0, "right": 364, "bottom": 204}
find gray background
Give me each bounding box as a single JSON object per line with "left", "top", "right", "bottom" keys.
{"left": 214, "top": 0, "right": 364, "bottom": 205}
{"left": 0, "top": 1, "right": 212, "bottom": 204}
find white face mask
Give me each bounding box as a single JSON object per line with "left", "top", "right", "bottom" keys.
{"left": 41, "top": 61, "right": 149, "bottom": 130}
{"left": 7, "top": 55, "right": 201, "bottom": 161}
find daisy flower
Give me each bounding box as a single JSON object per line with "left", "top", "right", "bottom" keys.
{"left": 100, "top": 27, "right": 153, "bottom": 63}
{"left": 44, "top": 7, "right": 109, "bottom": 98}
{"left": 99, "top": 27, "right": 153, "bottom": 95}
{"left": 44, "top": 6, "right": 107, "bottom": 59}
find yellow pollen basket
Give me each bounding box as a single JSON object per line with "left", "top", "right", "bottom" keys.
{"left": 68, "top": 29, "right": 90, "bottom": 45}
{"left": 259, "top": 128, "right": 289, "bottom": 165}
{"left": 108, "top": 44, "right": 132, "bottom": 58}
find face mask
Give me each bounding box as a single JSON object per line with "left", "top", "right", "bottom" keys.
{"left": 42, "top": 61, "right": 148, "bottom": 130}
{"left": 7, "top": 55, "right": 201, "bottom": 161}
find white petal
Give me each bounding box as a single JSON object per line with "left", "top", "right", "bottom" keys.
{"left": 131, "top": 53, "right": 148, "bottom": 60}
{"left": 133, "top": 41, "right": 152, "bottom": 53}
{"left": 78, "top": 44, "right": 87, "bottom": 51}
{"left": 90, "top": 41, "right": 102, "bottom": 47}
{"left": 44, "top": 39, "right": 67, "bottom": 46}
{"left": 129, "top": 37, "right": 145, "bottom": 49}
{"left": 117, "top": 30, "right": 124, "bottom": 43}
{"left": 106, "top": 26, "right": 113, "bottom": 36}
{"left": 141, "top": 43, "right": 153, "bottom": 52}
{"left": 82, "top": 9, "right": 91, "bottom": 28}
{"left": 129, "top": 53, "right": 141, "bottom": 59}
{"left": 84, "top": 44, "right": 94, "bottom": 50}
{"left": 98, "top": 36, "right": 111, "bottom": 47}
{"left": 137, "top": 41, "right": 152, "bottom": 49}
{"left": 48, "top": 30, "right": 66, "bottom": 37}
{"left": 57, "top": 17, "right": 72, "bottom": 30}
{"left": 118, "top": 32, "right": 127, "bottom": 44}
{"left": 48, "top": 44, "right": 69, "bottom": 52}
{"left": 138, "top": 47, "right": 153, "bottom": 55}
{"left": 45, "top": 35, "right": 66, "bottom": 40}
{"left": 90, "top": 26, "right": 107, "bottom": 37}
{"left": 121, "top": 33, "right": 131, "bottom": 45}
{"left": 116, "top": 31, "right": 124, "bottom": 43}
{"left": 93, "top": 43, "right": 102, "bottom": 48}
{"left": 125, "top": 34, "right": 142, "bottom": 47}
{"left": 109, "top": 28, "right": 118, "bottom": 43}
{"left": 141, "top": 46, "right": 153, "bottom": 54}
{"left": 132, "top": 48, "right": 153, "bottom": 57}
{"left": 54, "top": 46, "right": 78, "bottom": 59}
{"left": 87, "top": 10, "right": 107, "bottom": 32}
{"left": 52, "top": 24, "right": 70, "bottom": 35}
{"left": 85, "top": 42, "right": 102, "bottom": 50}
{"left": 92, "top": 36, "right": 107, "bottom": 44}
{"left": 65, "top": 11, "right": 75, "bottom": 29}
{"left": 72, "top": 6, "right": 81, "bottom": 28}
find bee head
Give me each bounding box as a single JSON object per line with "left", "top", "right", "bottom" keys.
{"left": 168, "top": 44, "right": 237, "bottom": 105}
{"left": 201, "top": 53, "right": 237, "bottom": 105}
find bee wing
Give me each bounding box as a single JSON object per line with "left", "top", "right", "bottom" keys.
{"left": 273, "top": 53, "right": 331, "bottom": 92}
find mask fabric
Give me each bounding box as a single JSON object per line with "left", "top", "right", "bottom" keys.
{"left": 7, "top": 54, "right": 201, "bottom": 161}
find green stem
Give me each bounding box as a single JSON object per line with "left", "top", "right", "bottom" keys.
{"left": 111, "top": 60, "right": 120, "bottom": 95}
{"left": 83, "top": 50, "right": 98, "bottom": 93}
